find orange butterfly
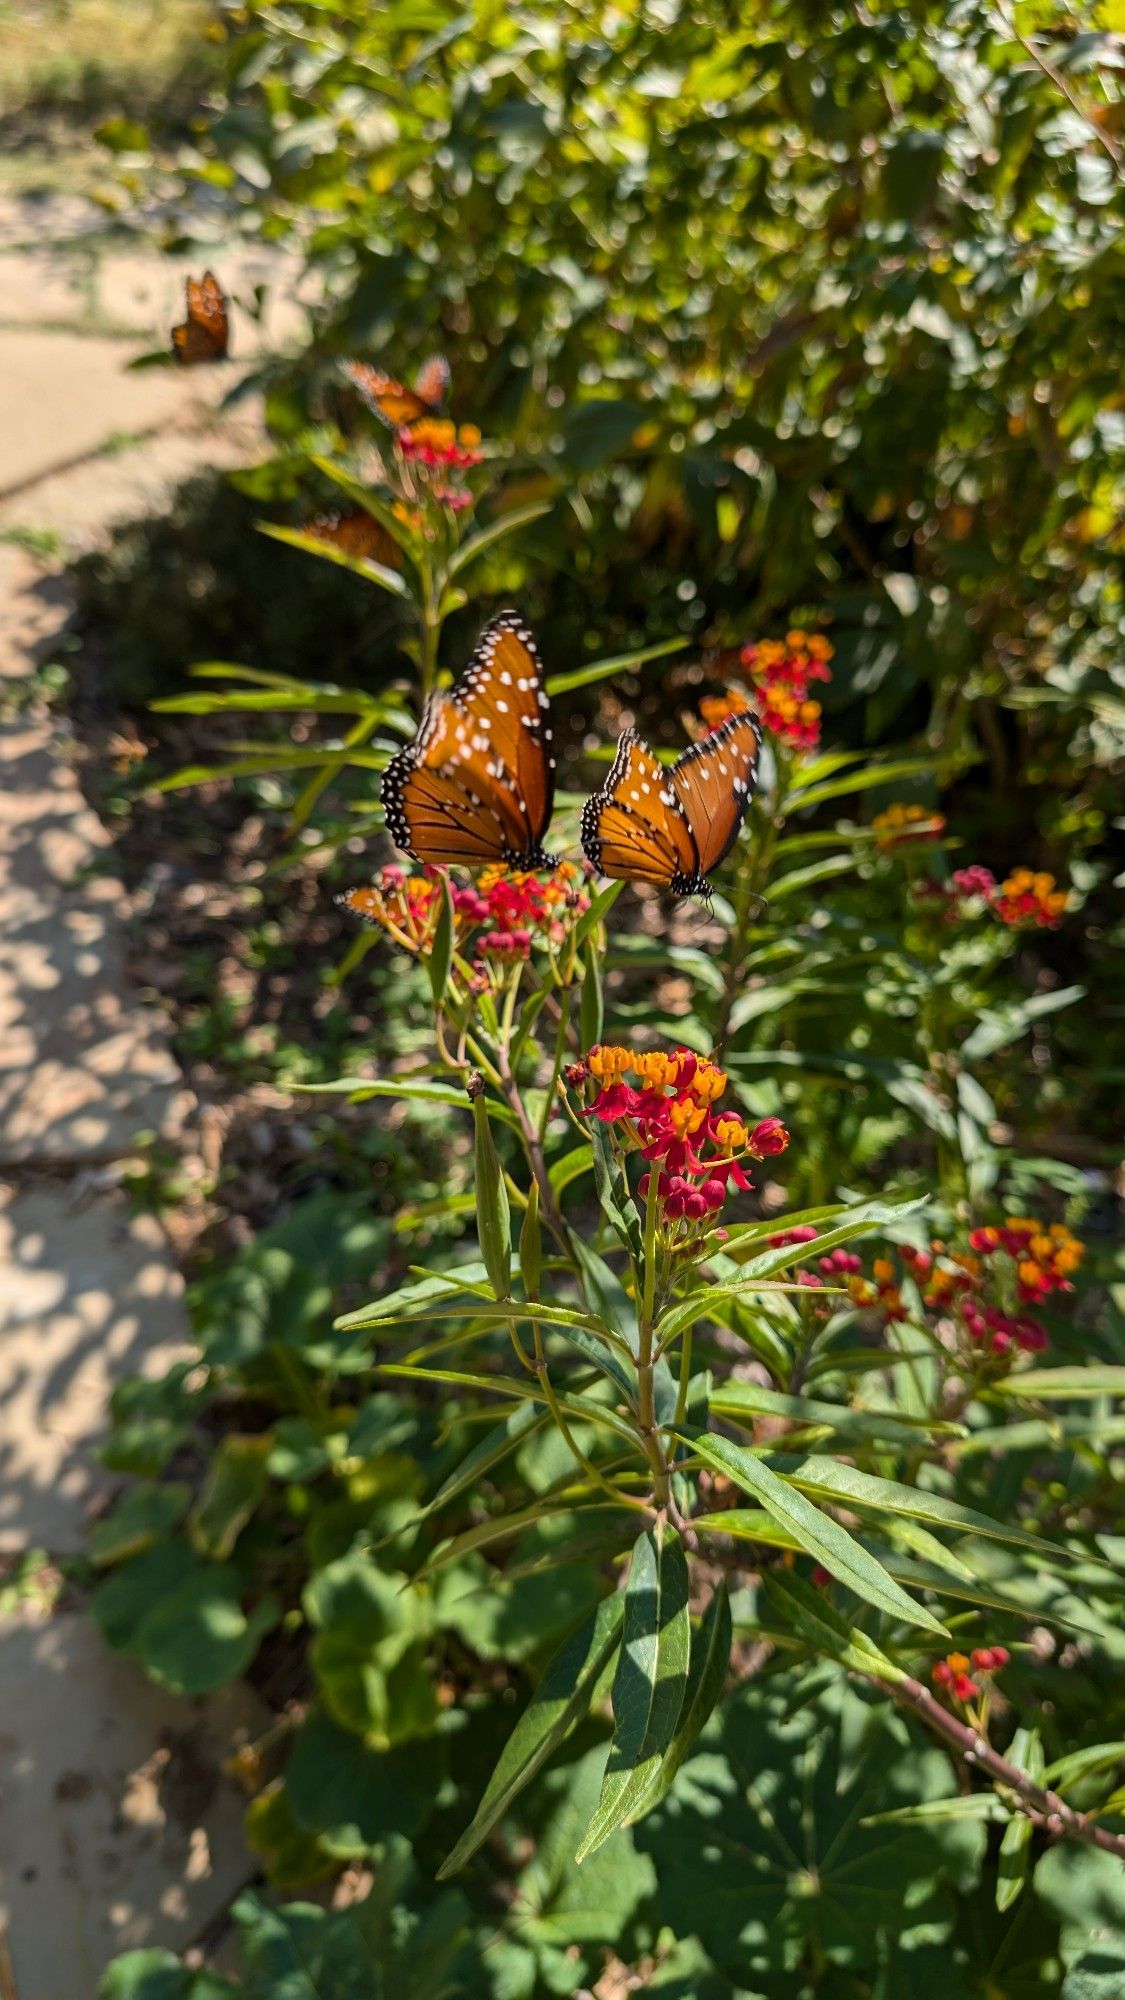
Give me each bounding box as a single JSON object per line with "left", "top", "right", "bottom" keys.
{"left": 382, "top": 610, "right": 556, "bottom": 870}
{"left": 343, "top": 355, "right": 450, "bottom": 431}
{"left": 581, "top": 712, "right": 763, "bottom": 898}
{"left": 171, "top": 271, "right": 229, "bottom": 365}
{"left": 303, "top": 510, "right": 400, "bottom": 569}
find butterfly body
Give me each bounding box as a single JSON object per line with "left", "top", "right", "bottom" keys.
{"left": 382, "top": 610, "right": 556, "bottom": 871}
{"left": 581, "top": 712, "right": 762, "bottom": 898}
{"left": 171, "top": 271, "right": 229, "bottom": 365}
{"left": 344, "top": 355, "right": 450, "bottom": 431}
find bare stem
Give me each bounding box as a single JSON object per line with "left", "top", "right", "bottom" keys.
{"left": 879, "top": 1672, "right": 1125, "bottom": 1861}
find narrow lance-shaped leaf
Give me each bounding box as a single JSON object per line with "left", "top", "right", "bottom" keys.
{"left": 997, "top": 1725, "right": 1041, "bottom": 1911}
{"left": 428, "top": 874, "right": 455, "bottom": 1011}
{"left": 438, "top": 1593, "right": 626, "bottom": 1878}
{"left": 576, "top": 1524, "right": 691, "bottom": 1861}
{"left": 446, "top": 500, "right": 553, "bottom": 578}
{"left": 580, "top": 946, "right": 603, "bottom": 1050}
{"left": 681, "top": 1430, "right": 947, "bottom": 1636}
{"left": 625, "top": 1580, "right": 732, "bottom": 1824}
{"left": 761, "top": 1568, "right": 905, "bottom": 1684}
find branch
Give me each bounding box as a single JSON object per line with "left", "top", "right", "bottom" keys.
{"left": 999, "top": 4, "right": 1123, "bottom": 176}
{"left": 886, "top": 1672, "right": 1125, "bottom": 1860}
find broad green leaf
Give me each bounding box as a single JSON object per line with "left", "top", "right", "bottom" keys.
{"left": 438, "top": 1593, "right": 626, "bottom": 1877}
{"left": 577, "top": 1525, "right": 691, "bottom": 1860}
{"left": 189, "top": 1436, "right": 271, "bottom": 1561}
{"left": 681, "top": 1431, "right": 946, "bottom": 1634}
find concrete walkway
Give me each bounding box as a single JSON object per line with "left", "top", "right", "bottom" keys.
{"left": 0, "top": 195, "right": 275, "bottom": 1996}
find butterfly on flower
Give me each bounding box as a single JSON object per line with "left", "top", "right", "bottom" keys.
{"left": 343, "top": 354, "right": 451, "bottom": 432}
{"left": 382, "top": 610, "right": 556, "bottom": 870}
{"left": 581, "top": 711, "right": 763, "bottom": 898}
{"left": 171, "top": 272, "right": 229, "bottom": 366}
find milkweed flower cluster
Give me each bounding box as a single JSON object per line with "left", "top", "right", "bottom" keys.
{"left": 871, "top": 802, "right": 947, "bottom": 848}
{"left": 932, "top": 1646, "right": 1009, "bottom": 1705}
{"left": 572, "top": 1044, "right": 788, "bottom": 1233}
{"left": 967, "top": 1218, "right": 1084, "bottom": 1306}
{"left": 848, "top": 1220, "right": 1084, "bottom": 1360}
{"left": 912, "top": 865, "right": 1069, "bottom": 930}
{"left": 739, "top": 630, "right": 833, "bottom": 750}
{"left": 340, "top": 861, "right": 589, "bottom": 974}
{"left": 397, "top": 418, "right": 485, "bottom": 471}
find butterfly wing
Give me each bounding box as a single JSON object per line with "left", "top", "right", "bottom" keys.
{"left": 580, "top": 729, "right": 699, "bottom": 889}
{"left": 305, "top": 510, "right": 399, "bottom": 567}
{"left": 670, "top": 709, "right": 763, "bottom": 877}
{"left": 381, "top": 610, "right": 555, "bottom": 868}
{"left": 413, "top": 354, "right": 451, "bottom": 408}
{"left": 172, "top": 271, "right": 228, "bottom": 364}
{"left": 343, "top": 360, "right": 429, "bottom": 429}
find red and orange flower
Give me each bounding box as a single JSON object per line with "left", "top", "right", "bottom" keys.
{"left": 575, "top": 1045, "right": 788, "bottom": 1231}
{"left": 739, "top": 630, "right": 833, "bottom": 751}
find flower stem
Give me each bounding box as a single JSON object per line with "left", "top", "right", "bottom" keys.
{"left": 637, "top": 1167, "right": 671, "bottom": 1507}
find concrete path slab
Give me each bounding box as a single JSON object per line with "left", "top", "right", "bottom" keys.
{"left": 0, "top": 716, "right": 191, "bottom": 1166}
{"left": 0, "top": 327, "right": 224, "bottom": 497}
{"left": 0, "top": 1605, "right": 269, "bottom": 1997}
{"left": 0, "top": 1181, "right": 192, "bottom": 1553}
{"left": 0, "top": 416, "right": 264, "bottom": 549}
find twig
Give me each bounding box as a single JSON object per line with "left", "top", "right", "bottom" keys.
{"left": 884, "top": 1671, "right": 1125, "bottom": 1860}
{"left": 999, "top": 4, "right": 1123, "bottom": 176}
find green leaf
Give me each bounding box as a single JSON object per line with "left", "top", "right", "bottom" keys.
{"left": 446, "top": 500, "right": 552, "bottom": 577}
{"left": 997, "top": 1726, "right": 1041, "bottom": 1910}
{"left": 427, "top": 873, "right": 455, "bottom": 1008}
{"left": 245, "top": 1782, "right": 333, "bottom": 1891}
{"left": 580, "top": 946, "right": 604, "bottom": 1050}
{"left": 1042, "top": 1741, "right": 1125, "bottom": 1791}
{"left": 256, "top": 521, "right": 412, "bottom": 598}
{"left": 708, "top": 1381, "right": 961, "bottom": 1448}
{"left": 960, "top": 987, "right": 1084, "bottom": 1062}
{"left": 92, "top": 1553, "right": 279, "bottom": 1695}
{"left": 98, "top": 1951, "right": 236, "bottom": 1999}
{"left": 471, "top": 1090, "right": 512, "bottom": 1299}
{"left": 295, "top": 1075, "right": 517, "bottom": 1121}
{"left": 761, "top": 1568, "right": 905, "bottom": 1683}
{"left": 991, "top": 1366, "right": 1125, "bottom": 1402}
{"left": 577, "top": 1524, "right": 691, "bottom": 1860}
{"left": 776, "top": 1454, "right": 1077, "bottom": 1561}
{"left": 681, "top": 1431, "right": 946, "bottom": 1634}
{"left": 634, "top": 1676, "right": 986, "bottom": 1980}
{"left": 547, "top": 633, "right": 687, "bottom": 696}
{"left": 438, "top": 1593, "right": 626, "bottom": 1877}
{"left": 189, "top": 1436, "right": 271, "bottom": 1560}
{"left": 89, "top": 1482, "right": 192, "bottom": 1566}
{"left": 287, "top": 1706, "right": 447, "bottom": 1853}
{"left": 627, "top": 1581, "right": 733, "bottom": 1823}
{"left": 422, "top": 1402, "right": 548, "bottom": 1516}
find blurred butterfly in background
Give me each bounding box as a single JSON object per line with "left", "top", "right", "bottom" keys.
{"left": 171, "top": 271, "right": 229, "bottom": 365}
{"left": 581, "top": 710, "right": 763, "bottom": 898}
{"left": 382, "top": 610, "right": 556, "bottom": 869}
{"left": 343, "top": 355, "right": 451, "bottom": 432}
{"left": 302, "top": 510, "right": 401, "bottom": 569}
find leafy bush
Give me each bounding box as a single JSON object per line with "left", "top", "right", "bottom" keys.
{"left": 86, "top": 3, "right": 1125, "bottom": 1993}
